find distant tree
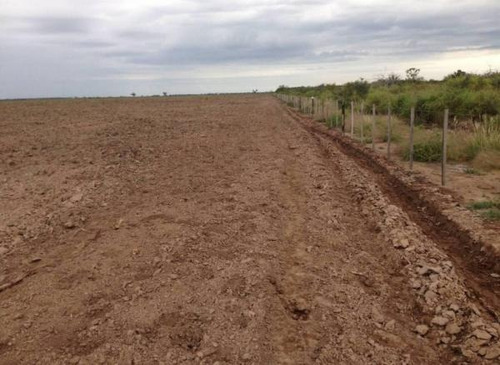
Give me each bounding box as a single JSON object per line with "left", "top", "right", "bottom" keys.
{"left": 376, "top": 73, "right": 401, "bottom": 87}
{"left": 252, "top": 89, "right": 258, "bottom": 93}
{"left": 162, "top": 92, "right": 168, "bottom": 96}
{"left": 405, "top": 67, "right": 423, "bottom": 82}
{"left": 451, "top": 69, "right": 467, "bottom": 78}
{"left": 276, "top": 85, "right": 288, "bottom": 93}
{"left": 131, "top": 92, "right": 136, "bottom": 97}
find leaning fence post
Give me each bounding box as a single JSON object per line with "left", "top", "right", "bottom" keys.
{"left": 387, "top": 104, "right": 392, "bottom": 159}
{"left": 351, "top": 101, "right": 355, "bottom": 137}
{"left": 409, "top": 106, "right": 415, "bottom": 170}
{"left": 442, "top": 109, "right": 449, "bottom": 186}
{"left": 372, "top": 104, "right": 376, "bottom": 150}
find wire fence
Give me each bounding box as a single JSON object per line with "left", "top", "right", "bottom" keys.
{"left": 276, "top": 94, "right": 450, "bottom": 186}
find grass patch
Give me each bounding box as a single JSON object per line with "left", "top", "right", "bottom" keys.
{"left": 467, "top": 200, "right": 500, "bottom": 210}
{"left": 480, "top": 208, "right": 500, "bottom": 221}
{"left": 467, "top": 200, "right": 500, "bottom": 221}
{"left": 463, "top": 167, "right": 482, "bottom": 175}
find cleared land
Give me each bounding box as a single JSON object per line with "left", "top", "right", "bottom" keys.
{"left": 1, "top": 95, "right": 500, "bottom": 364}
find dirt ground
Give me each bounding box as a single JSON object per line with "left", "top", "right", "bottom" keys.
{"left": 370, "top": 143, "right": 500, "bottom": 206}
{"left": 1, "top": 95, "right": 500, "bottom": 364}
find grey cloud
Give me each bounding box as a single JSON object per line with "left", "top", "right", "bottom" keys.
{"left": 1, "top": 0, "right": 500, "bottom": 98}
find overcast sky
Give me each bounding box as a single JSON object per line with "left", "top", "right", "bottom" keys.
{"left": 1, "top": 0, "right": 499, "bottom": 98}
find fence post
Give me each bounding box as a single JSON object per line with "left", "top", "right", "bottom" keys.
{"left": 442, "top": 109, "right": 449, "bottom": 186}
{"left": 372, "top": 104, "right": 376, "bottom": 150}
{"left": 335, "top": 100, "right": 339, "bottom": 128}
{"left": 387, "top": 104, "right": 392, "bottom": 159}
{"left": 360, "top": 101, "right": 364, "bottom": 143}
{"left": 351, "top": 101, "right": 355, "bottom": 137}
{"left": 409, "top": 106, "right": 415, "bottom": 170}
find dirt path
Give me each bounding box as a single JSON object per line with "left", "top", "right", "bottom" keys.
{"left": 1, "top": 95, "right": 499, "bottom": 364}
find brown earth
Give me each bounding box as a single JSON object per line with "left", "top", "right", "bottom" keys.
{"left": 1, "top": 95, "right": 500, "bottom": 364}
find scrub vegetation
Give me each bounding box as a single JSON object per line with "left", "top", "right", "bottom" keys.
{"left": 277, "top": 69, "right": 500, "bottom": 170}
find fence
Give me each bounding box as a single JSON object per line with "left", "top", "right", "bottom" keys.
{"left": 276, "top": 94, "right": 450, "bottom": 186}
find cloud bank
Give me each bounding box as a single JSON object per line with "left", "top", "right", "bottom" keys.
{"left": 1, "top": 0, "right": 499, "bottom": 98}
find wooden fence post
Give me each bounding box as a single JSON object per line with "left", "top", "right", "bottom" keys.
{"left": 360, "top": 101, "right": 364, "bottom": 143}
{"left": 409, "top": 106, "right": 415, "bottom": 170}
{"left": 387, "top": 104, "right": 392, "bottom": 159}
{"left": 372, "top": 104, "right": 376, "bottom": 150}
{"left": 351, "top": 101, "right": 355, "bottom": 137}
{"left": 442, "top": 109, "right": 449, "bottom": 186}
{"left": 335, "top": 100, "right": 339, "bottom": 128}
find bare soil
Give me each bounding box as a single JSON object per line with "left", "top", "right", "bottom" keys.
{"left": 1, "top": 95, "right": 500, "bottom": 364}
{"left": 372, "top": 142, "right": 500, "bottom": 207}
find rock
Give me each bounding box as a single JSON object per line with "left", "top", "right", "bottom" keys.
{"left": 30, "top": 257, "right": 42, "bottom": 263}
{"left": 385, "top": 320, "right": 396, "bottom": 331}
{"left": 242, "top": 353, "right": 251, "bottom": 361}
{"left": 449, "top": 304, "right": 460, "bottom": 312}
{"left": 445, "top": 323, "right": 461, "bottom": 335}
{"left": 431, "top": 316, "right": 449, "bottom": 327}
{"left": 491, "top": 273, "right": 500, "bottom": 278}
{"left": 478, "top": 347, "right": 487, "bottom": 356}
{"left": 371, "top": 307, "right": 384, "bottom": 324}
{"left": 411, "top": 280, "right": 422, "bottom": 289}
{"left": 415, "top": 325, "right": 429, "bottom": 336}
{"left": 424, "top": 290, "right": 438, "bottom": 303}
{"left": 169, "top": 274, "right": 178, "bottom": 280}
{"left": 485, "top": 327, "right": 498, "bottom": 337}
{"left": 471, "top": 320, "right": 485, "bottom": 328}
{"left": 64, "top": 221, "right": 76, "bottom": 229}
{"left": 114, "top": 219, "right": 123, "bottom": 230}
{"left": 485, "top": 346, "right": 500, "bottom": 360}
{"left": 472, "top": 329, "right": 492, "bottom": 341}
{"left": 440, "top": 336, "right": 451, "bottom": 344}
{"left": 470, "top": 304, "right": 481, "bottom": 316}
{"left": 417, "top": 266, "right": 441, "bottom": 276}
{"left": 69, "top": 192, "right": 83, "bottom": 203}
{"left": 443, "top": 310, "right": 456, "bottom": 320}
{"left": 393, "top": 238, "right": 409, "bottom": 249}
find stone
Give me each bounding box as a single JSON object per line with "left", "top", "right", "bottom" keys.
{"left": 64, "top": 221, "right": 76, "bottom": 229}
{"left": 431, "top": 316, "right": 449, "bottom": 327}
{"left": 472, "top": 329, "right": 492, "bottom": 341}
{"left": 485, "top": 346, "right": 500, "bottom": 360}
{"left": 485, "top": 327, "right": 498, "bottom": 337}
{"left": 440, "top": 337, "right": 451, "bottom": 344}
{"left": 385, "top": 320, "right": 396, "bottom": 331}
{"left": 411, "top": 280, "right": 422, "bottom": 289}
{"left": 371, "top": 307, "right": 384, "bottom": 324}
{"left": 445, "top": 323, "right": 461, "bottom": 335}
{"left": 449, "top": 304, "right": 460, "bottom": 312}
{"left": 415, "top": 325, "right": 429, "bottom": 336}
{"left": 424, "top": 290, "right": 438, "bottom": 303}
{"left": 393, "top": 238, "right": 409, "bottom": 249}
{"left": 443, "top": 310, "right": 456, "bottom": 320}
{"left": 417, "top": 266, "right": 441, "bottom": 276}
{"left": 70, "top": 192, "right": 83, "bottom": 203}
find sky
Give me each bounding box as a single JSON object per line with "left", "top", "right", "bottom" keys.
{"left": 1, "top": 0, "right": 499, "bottom": 98}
